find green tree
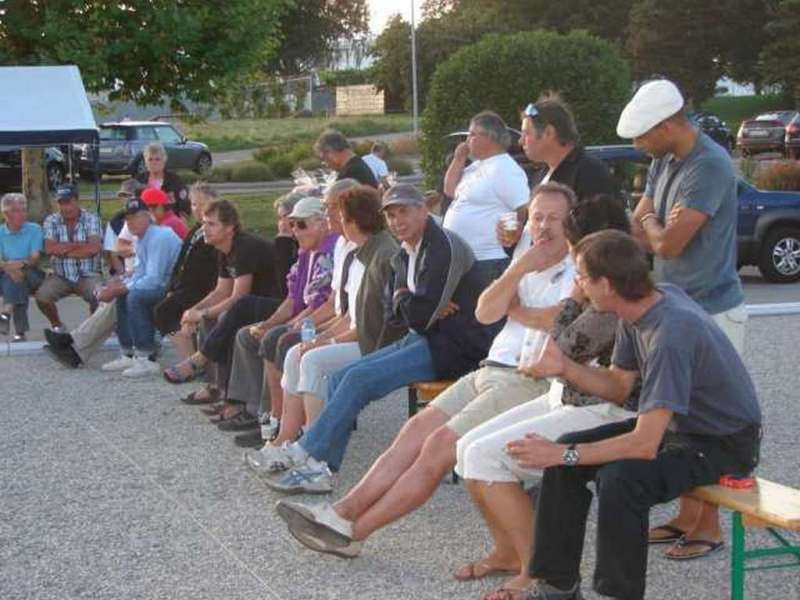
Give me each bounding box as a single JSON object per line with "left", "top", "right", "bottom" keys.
{"left": 760, "top": 0, "right": 800, "bottom": 106}
{"left": 370, "top": 15, "right": 413, "bottom": 111}
{"left": 0, "top": 0, "right": 288, "bottom": 107}
{"left": 421, "top": 30, "right": 631, "bottom": 187}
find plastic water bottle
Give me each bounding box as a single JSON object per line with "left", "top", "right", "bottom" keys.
{"left": 300, "top": 317, "right": 316, "bottom": 343}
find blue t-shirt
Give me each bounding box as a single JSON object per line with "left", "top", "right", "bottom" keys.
{"left": 0, "top": 222, "right": 44, "bottom": 261}
{"left": 645, "top": 132, "right": 744, "bottom": 314}
{"left": 612, "top": 284, "right": 761, "bottom": 436}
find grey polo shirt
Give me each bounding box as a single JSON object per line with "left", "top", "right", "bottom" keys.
{"left": 612, "top": 284, "right": 760, "bottom": 436}
{"left": 645, "top": 132, "right": 744, "bottom": 314}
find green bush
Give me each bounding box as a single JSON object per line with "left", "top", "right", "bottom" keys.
{"left": 387, "top": 157, "right": 414, "bottom": 176}
{"left": 206, "top": 165, "right": 234, "bottom": 182}
{"left": 319, "top": 68, "right": 374, "bottom": 87}
{"left": 253, "top": 146, "right": 280, "bottom": 163}
{"left": 267, "top": 155, "right": 295, "bottom": 179}
{"left": 287, "top": 142, "right": 313, "bottom": 164}
{"left": 420, "top": 30, "right": 631, "bottom": 187}
{"left": 231, "top": 161, "right": 274, "bottom": 182}
{"left": 296, "top": 157, "right": 323, "bottom": 171}
{"left": 754, "top": 161, "right": 800, "bottom": 191}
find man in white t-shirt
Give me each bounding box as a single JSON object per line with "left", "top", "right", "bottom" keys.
{"left": 361, "top": 143, "right": 390, "bottom": 189}
{"left": 276, "top": 183, "right": 576, "bottom": 559}
{"left": 443, "top": 111, "right": 530, "bottom": 289}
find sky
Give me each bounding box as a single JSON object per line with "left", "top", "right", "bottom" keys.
{"left": 368, "top": 0, "right": 423, "bottom": 34}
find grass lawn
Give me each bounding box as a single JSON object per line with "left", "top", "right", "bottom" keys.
{"left": 700, "top": 94, "right": 791, "bottom": 134}
{"left": 179, "top": 114, "right": 413, "bottom": 152}
{"left": 93, "top": 192, "right": 280, "bottom": 239}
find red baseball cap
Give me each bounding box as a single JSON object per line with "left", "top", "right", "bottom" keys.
{"left": 141, "top": 188, "right": 170, "bottom": 207}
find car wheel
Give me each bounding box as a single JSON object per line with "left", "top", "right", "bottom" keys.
{"left": 47, "top": 162, "right": 65, "bottom": 190}
{"left": 194, "top": 153, "right": 212, "bottom": 175}
{"left": 758, "top": 227, "right": 800, "bottom": 283}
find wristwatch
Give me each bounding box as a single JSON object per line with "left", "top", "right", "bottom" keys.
{"left": 562, "top": 443, "right": 580, "bottom": 467}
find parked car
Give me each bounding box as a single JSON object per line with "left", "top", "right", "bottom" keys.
{"left": 784, "top": 113, "right": 800, "bottom": 160}
{"left": 689, "top": 112, "right": 735, "bottom": 152}
{"left": 737, "top": 111, "right": 799, "bottom": 157}
{"left": 77, "top": 120, "right": 212, "bottom": 177}
{"left": 0, "top": 145, "right": 66, "bottom": 192}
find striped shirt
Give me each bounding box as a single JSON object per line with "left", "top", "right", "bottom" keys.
{"left": 43, "top": 209, "right": 102, "bottom": 282}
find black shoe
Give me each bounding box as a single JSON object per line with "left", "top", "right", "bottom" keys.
{"left": 43, "top": 343, "right": 82, "bottom": 369}
{"left": 233, "top": 429, "right": 265, "bottom": 448}
{"left": 217, "top": 411, "right": 259, "bottom": 432}
{"left": 0, "top": 313, "right": 10, "bottom": 336}
{"left": 44, "top": 328, "right": 73, "bottom": 349}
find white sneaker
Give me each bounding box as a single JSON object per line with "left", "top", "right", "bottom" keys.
{"left": 122, "top": 357, "right": 161, "bottom": 378}
{"left": 276, "top": 500, "right": 360, "bottom": 558}
{"left": 101, "top": 355, "right": 135, "bottom": 371}
{"left": 243, "top": 441, "right": 301, "bottom": 474}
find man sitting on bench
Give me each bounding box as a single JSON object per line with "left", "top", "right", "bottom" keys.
{"left": 506, "top": 230, "right": 761, "bottom": 600}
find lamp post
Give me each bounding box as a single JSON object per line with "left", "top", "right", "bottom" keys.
{"left": 410, "top": 0, "right": 419, "bottom": 135}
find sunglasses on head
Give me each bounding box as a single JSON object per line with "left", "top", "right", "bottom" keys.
{"left": 290, "top": 219, "right": 308, "bottom": 230}
{"left": 524, "top": 103, "right": 539, "bottom": 119}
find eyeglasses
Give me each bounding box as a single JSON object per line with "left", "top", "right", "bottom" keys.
{"left": 523, "top": 103, "right": 539, "bottom": 119}
{"left": 290, "top": 219, "right": 308, "bottom": 230}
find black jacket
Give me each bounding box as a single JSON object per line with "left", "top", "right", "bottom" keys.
{"left": 532, "top": 146, "right": 618, "bottom": 204}
{"left": 167, "top": 223, "right": 218, "bottom": 297}
{"left": 387, "top": 218, "right": 498, "bottom": 379}
{"left": 135, "top": 170, "right": 189, "bottom": 216}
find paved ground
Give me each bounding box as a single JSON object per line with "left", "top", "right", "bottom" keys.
{"left": 1, "top": 312, "right": 798, "bottom": 599}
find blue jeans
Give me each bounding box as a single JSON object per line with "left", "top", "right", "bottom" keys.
{"left": 300, "top": 333, "right": 436, "bottom": 471}
{"left": 115, "top": 287, "right": 165, "bottom": 355}
{"left": 1, "top": 268, "right": 45, "bottom": 334}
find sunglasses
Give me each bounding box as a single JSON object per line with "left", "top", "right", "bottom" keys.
{"left": 290, "top": 219, "right": 308, "bottom": 230}
{"left": 523, "top": 103, "right": 539, "bottom": 119}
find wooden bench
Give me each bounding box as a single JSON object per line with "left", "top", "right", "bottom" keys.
{"left": 688, "top": 477, "right": 800, "bottom": 599}
{"left": 407, "top": 380, "right": 455, "bottom": 417}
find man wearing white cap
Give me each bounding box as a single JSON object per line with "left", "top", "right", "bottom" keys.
{"left": 617, "top": 79, "right": 746, "bottom": 560}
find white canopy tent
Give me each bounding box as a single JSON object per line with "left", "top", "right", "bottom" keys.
{"left": 0, "top": 65, "right": 99, "bottom": 209}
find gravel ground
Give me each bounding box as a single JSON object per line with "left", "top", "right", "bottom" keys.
{"left": 0, "top": 315, "right": 798, "bottom": 600}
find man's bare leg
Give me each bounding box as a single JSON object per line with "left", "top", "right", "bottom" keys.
{"left": 36, "top": 299, "right": 61, "bottom": 328}
{"left": 335, "top": 408, "right": 449, "bottom": 522}
{"left": 303, "top": 392, "right": 323, "bottom": 426}
{"left": 170, "top": 325, "right": 196, "bottom": 361}
{"left": 665, "top": 499, "right": 723, "bottom": 558}
{"left": 272, "top": 391, "right": 304, "bottom": 444}
{"left": 349, "top": 424, "right": 458, "bottom": 540}
{"left": 462, "top": 480, "right": 534, "bottom": 587}
{"left": 265, "top": 360, "right": 284, "bottom": 417}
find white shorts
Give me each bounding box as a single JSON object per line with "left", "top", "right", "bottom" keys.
{"left": 712, "top": 303, "right": 747, "bottom": 356}
{"left": 281, "top": 341, "right": 362, "bottom": 400}
{"left": 457, "top": 383, "right": 636, "bottom": 483}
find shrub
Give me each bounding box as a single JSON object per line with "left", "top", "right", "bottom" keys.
{"left": 267, "top": 155, "right": 295, "bottom": 179}
{"left": 253, "top": 146, "right": 280, "bottom": 163}
{"left": 287, "top": 142, "right": 313, "bottom": 164}
{"left": 754, "top": 161, "right": 800, "bottom": 191}
{"left": 387, "top": 157, "right": 415, "bottom": 176}
{"left": 296, "top": 157, "right": 323, "bottom": 171}
{"left": 390, "top": 135, "right": 419, "bottom": 156}
{"left": 420, "top": 30, "right": 631, "bottom": 187}
{"left": 206, "top": 165, "right": 234, "bottom": 183}
{"left": 231, "top": 161, "right": 275, "bottom": 182}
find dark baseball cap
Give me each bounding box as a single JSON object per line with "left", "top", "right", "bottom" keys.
{"left": 117, "top": 179, "right": 146, "bottom": 199}
{"left": 124, "top": 196, "right": 149, "bottom": 216}
{"left": 56, "top": 183, "right": 79, "bottom": 202}
{"left": 381, "top": 184, "right": 426, "bottom": 210}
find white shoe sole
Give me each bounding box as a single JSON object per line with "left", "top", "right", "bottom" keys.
{"left": 276, "top": 501, "right": 359, "bottom": 558}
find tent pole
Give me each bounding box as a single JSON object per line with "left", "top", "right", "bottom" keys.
{"left": 94, "top": 142, "right": 100, "bottom": 215}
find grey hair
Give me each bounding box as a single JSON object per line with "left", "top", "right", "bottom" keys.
{"left": 471, "top": 111, "right": 511, "bottom": 149}
{"left": 314, "top": 129, "right": 351, "bottom": 153}
{"left": 1, "top": 193, "right": 27, "bottom": 212}
{"left": 190, "top": 181, "right": 219, "bottom": 202}
{"left": 326, "top": 178, "right": 359, "bottom": 199}
{"left": 274, "top": 190, "right": 305, "bottom": 214}
{"left": 144, "top": 141, "right": 167, "bottom": 162}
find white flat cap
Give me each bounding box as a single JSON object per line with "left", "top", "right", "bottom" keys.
{"left": 616, "top": 80, "right": 684, "bottom": 138}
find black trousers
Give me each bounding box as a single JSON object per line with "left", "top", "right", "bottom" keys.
{"left": 153, "top": 288, "right": 207, "bottom": 336}
{"left": 529, "top": 419, "right": 760, "bottom": 600}
{"left": 201, "top": 295, "right": 280, "bottom": 365}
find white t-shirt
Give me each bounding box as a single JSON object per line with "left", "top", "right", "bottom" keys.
{"left": 331, "top": 237, "right": 357, "bottom": 316}
{"left": 345, "top": 256, "right": 367, "bottom": 330}
{"left": 103, "top": 221, "right": 137, "bottom": 274}
{"left": 443, "top": 152, "right": 529, "bottom": 261}
{"left": 485, "top": 249, "right": 574, "bottom": 367}
{"left": 402, "top": 239, "right": 422, "bottom": 294}
{"left": 361, "top": 153, "right": 389, "bottom": 180}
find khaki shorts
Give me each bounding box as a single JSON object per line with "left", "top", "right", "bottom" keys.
{"left": 430, "top": 365, "right": 550, "bottom": 437}
{"left": 35, "top": 274, "right": 101, "bottom": 306}
{"left": 712, "top": 303, "right": 747, "bottom": 356}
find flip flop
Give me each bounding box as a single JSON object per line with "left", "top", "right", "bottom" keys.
{"left": 180, "top": 388, "right": 220, "bottom": 405}
{"left": 483, "top": 586, "right": 528, "bottom": 600}
{"left": 664, "top": 538, "right": 724, "bottom": 560}
{"left": 163, "top": 358, "right": 203, "bottom": 384}
{"left": 453, "top": 560, "right": 517, "bottom": 582}
{"left": 648, "top": 524, "right": 686, "bottom": 544}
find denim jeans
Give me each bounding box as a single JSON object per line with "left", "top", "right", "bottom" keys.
{"left": 1, "top": 268, "right": 45, "bottom": 334}
{"left": 116, "top": 287, "right": 166, "bottom": 355}
{"left": 300, "top": 333, "right": 436, "bottom": 471}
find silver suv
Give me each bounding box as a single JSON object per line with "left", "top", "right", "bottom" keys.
{"left": 78, "top": 120, "right": 212, "bottom": 176}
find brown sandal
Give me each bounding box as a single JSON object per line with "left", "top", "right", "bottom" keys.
{"left": 483, "top": 586, "right": 528, "bottom": 600}
{"left": 453, "top": 560, "right": 517, "bottom": 581}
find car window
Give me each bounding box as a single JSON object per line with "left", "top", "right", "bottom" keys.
{"left": 134, "top": 127, "right": 158, "bottom": 141}
{"left": 99, "top": 127, "right": 129, "bottom": 141}
{"left": 155, "top": 126, "right": 183, "bottom": 144}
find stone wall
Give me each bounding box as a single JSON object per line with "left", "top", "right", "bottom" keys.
{"left": 335, "top": 85, "right": 385, "bottom": 116}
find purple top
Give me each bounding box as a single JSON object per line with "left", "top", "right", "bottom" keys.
{"left": 286, "top": 232, "right": 338, "bottom": 315}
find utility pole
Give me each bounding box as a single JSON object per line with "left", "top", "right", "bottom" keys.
{"left": 410, "top": 0, "right": 419, "bottom": 135}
